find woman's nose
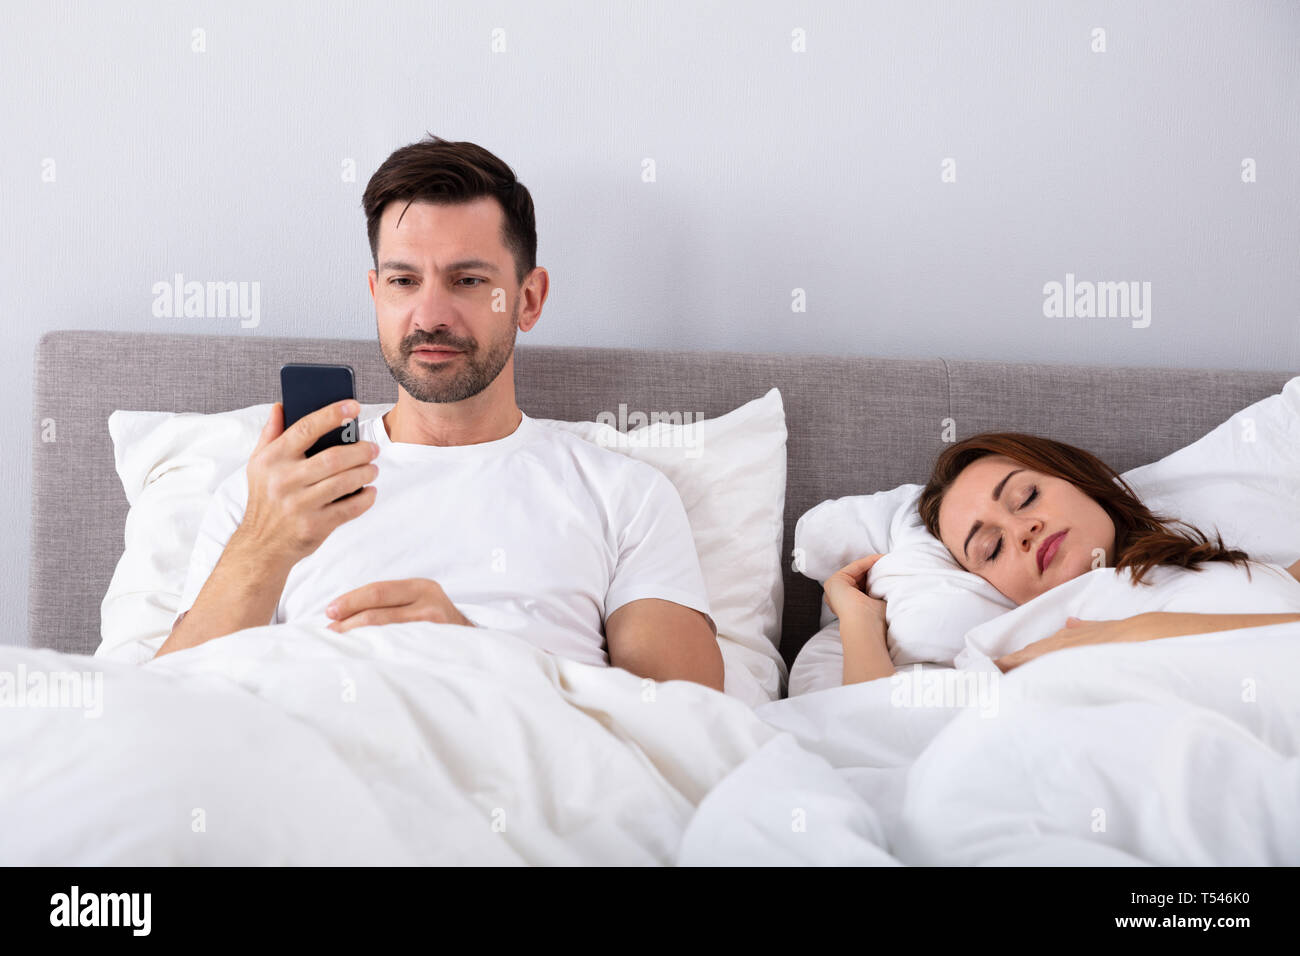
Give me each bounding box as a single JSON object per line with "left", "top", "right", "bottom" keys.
{"left": 1018, "top": 518, "right": 1044, "bottom": 551}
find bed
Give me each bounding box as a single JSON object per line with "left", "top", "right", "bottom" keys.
{"left": 12, "top": 329, "right": 1299, "bottom": 865}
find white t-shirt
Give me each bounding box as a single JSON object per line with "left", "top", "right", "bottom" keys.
{"left": 174, "top": 411, "right": 713, "bottom": 667}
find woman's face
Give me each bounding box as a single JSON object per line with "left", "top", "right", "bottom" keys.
{"left": 936, "top": 455, "right": 1117, "bottom": 605}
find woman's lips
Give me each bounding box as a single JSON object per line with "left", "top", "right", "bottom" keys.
{"left": 1037, "top": 530, "right": 1068, "bottom": 573}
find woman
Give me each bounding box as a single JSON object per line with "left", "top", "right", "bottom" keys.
{"left": 825, "top": 432, "right": 1300, "bottom": 684}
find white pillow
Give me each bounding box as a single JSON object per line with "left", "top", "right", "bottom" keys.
{"left": 787, "top": 619, "right": 959, "bottom": 697}
{"left": 536, "top": 388, "right": 789, "bottom": 705}
{"left": 100, "top": 403, "right": 395, "bottom": 663}
{"left": 100, "top": 391, "right": 789, "bottom": 705}
{"left": 787, "top": 621, "right": 846, "bottom": 697}
{"left": 1122, "top": 376, "right": 1300, "bottom": 566}
{"left": 793, "top": 375, "right": 1300, "bottom": 670}
{"left": 795, "top": 485, "right": 1014, "bottom": 666}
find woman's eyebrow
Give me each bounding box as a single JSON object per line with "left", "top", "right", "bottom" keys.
{"left": 962, "top": 468, "right": 1026, "bottom": 558}
{"left": 992, "top": 469, "right": 1024, "bottom": 502}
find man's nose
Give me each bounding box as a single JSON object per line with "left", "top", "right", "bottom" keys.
{"left": 409, "top": 281, "right": 459, "bottom": 328}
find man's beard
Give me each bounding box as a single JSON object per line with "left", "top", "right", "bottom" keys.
{"left": 379, "top": 299, "right": 519, "bottom": 404}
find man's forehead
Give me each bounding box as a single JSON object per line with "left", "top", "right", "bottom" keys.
{"left": 377, "top": 198, "right": 506, "bottom": 264}
{"left": 380, "top": 196, "right": 502, "bottom": 230}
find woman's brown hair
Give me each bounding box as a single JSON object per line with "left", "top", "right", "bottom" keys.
{"left": 916, "top": 432, "right": 1250, "bottom": 586}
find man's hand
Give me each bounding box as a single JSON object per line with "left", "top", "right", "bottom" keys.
{"left": 325, "top": 578, "right": 473, "bottom": 633}
{"left": 239, "top": 399, "right": 380, "bottom": 566}
{"left": 155, "top": 400, "right": 378, "bottom": 660}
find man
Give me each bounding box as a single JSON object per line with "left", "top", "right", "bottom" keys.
{"left": 156, "top": 135, "right": 723, "bottom": 691}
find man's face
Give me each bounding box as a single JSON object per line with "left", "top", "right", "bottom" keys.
{"left": 368, "top": 197, "right": 523, "bottom": 404}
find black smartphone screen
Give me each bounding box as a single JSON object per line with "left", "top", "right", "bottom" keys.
{"left": 280, "top": 363, "right": 357, "bottom": 458}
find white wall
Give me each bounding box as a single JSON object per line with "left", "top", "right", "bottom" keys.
{"left": 5, "top": 1, "right": 1298, "bottom": 646}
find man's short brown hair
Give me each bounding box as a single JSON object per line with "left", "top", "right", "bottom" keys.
{"left": 362, "top": 134, "right": 537, "bottom": 284}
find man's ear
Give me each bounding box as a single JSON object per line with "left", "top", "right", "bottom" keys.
{"left": 516, "top": 267, "right": 549, "bottom": 333}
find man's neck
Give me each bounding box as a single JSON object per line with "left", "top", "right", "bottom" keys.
{"left": 382, "top": 395, "right": 522, "bottom": 447}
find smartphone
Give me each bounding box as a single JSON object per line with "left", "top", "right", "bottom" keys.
{"left": 280, "top": 363, "right": 358, "bottom": 457}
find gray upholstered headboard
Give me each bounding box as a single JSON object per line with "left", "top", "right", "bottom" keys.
{"left": 29, "top": 330, "right": 1296, "bottom": 671}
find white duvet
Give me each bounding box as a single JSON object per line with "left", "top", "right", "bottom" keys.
{"left": 955, "top": 559, "right": 1300, "bottom": 670}
{"left": 680, "top": 620, "right": 1300, "bottom": 865}
{"left": 0, "top": 620, "right": 785, "bottom": 865}
{"left": 7, "top": 611, "right": 1297, "bottom": 866}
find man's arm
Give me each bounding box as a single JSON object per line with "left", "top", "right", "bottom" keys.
{"left": 155, "top": 528, "right": 297, "bottom": 658}
{"left": 154, "top": 398, "right": 378, "bottom": 660}
{"left": 1288, "top": 558, "right": 1300, "bottom": 584}
{"left": 605, "top": 598, "right": 724, "bottom": 692}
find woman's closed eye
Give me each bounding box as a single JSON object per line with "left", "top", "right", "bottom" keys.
{"left": 985, "top": 486, "right": 1039, "bottom": 562}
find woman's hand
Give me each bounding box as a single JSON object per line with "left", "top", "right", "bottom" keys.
{"left": 823, "top": 554, "right": 887, "bottom": 624}
{"left": 995, "top": 610, "right": 1300, "bottom": 672}
{"left": 825, "top": 554, "right": 896, "bottom": 685}
{"left": 995, "top": 615, "right": 1150, "bottom": 671}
